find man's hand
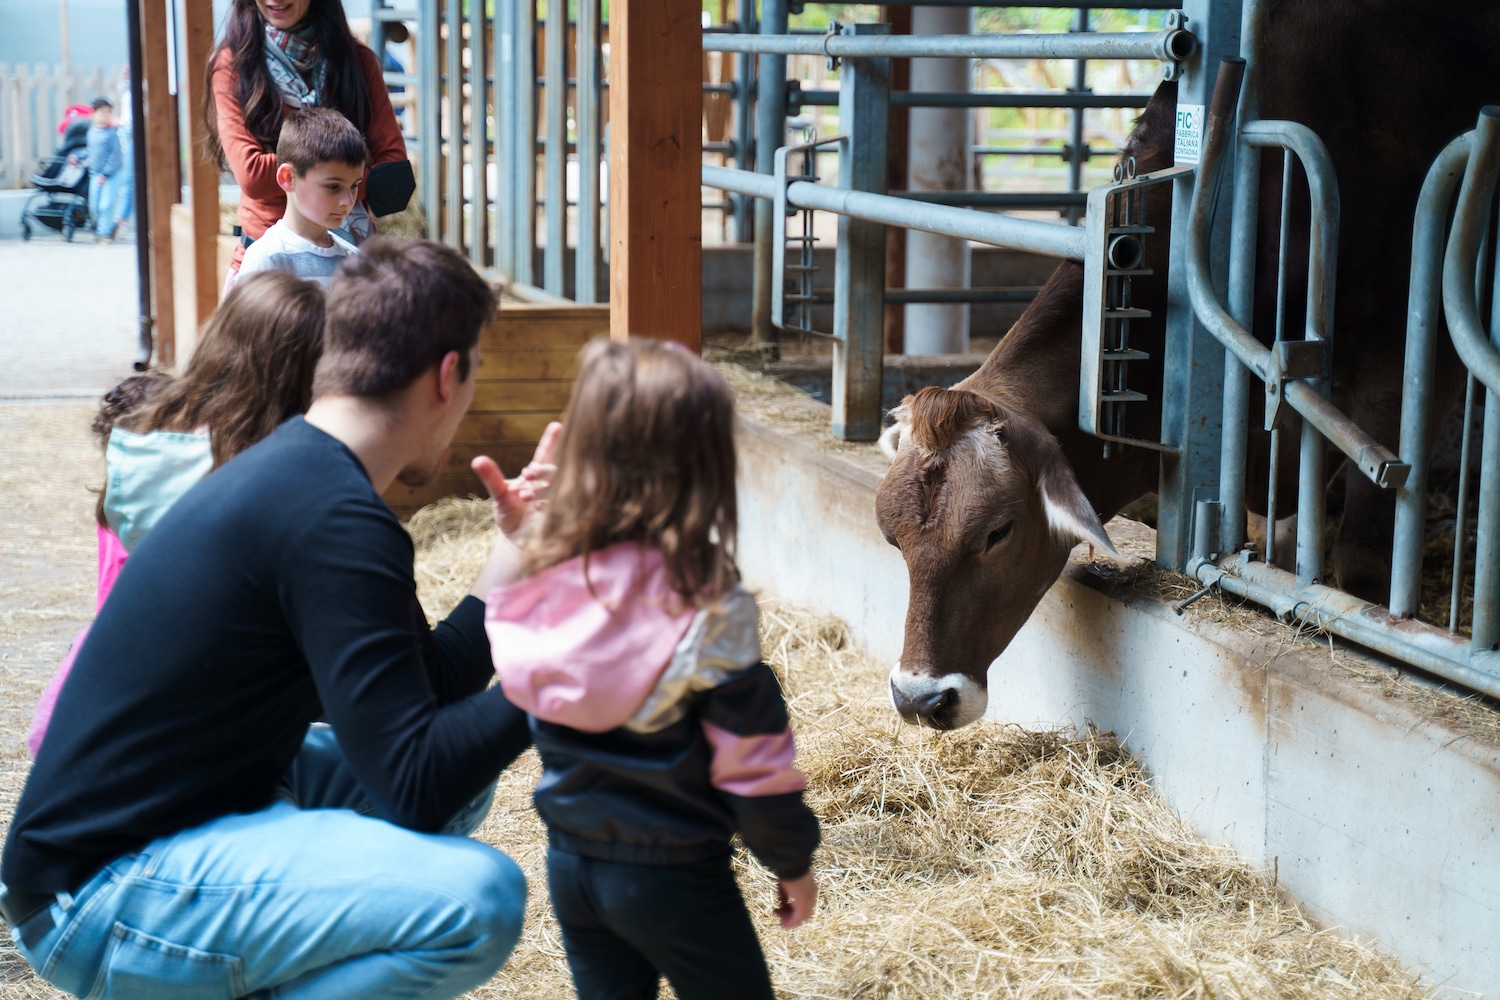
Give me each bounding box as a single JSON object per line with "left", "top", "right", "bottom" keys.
{"left": 471, "top": 422, "right": 561, "bottom": 536}
{"left": 774, "top": 871, "right": 818, "bottom": 929}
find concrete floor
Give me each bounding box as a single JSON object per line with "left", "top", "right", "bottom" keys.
{"left": 0, "top": 236, "right": 143, "bottom": 397}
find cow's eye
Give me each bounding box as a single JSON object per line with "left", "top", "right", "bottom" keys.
{"left": 883, "top": 530, "right": 900, "bottom": 550}
{"left": 985, "top": 522, "right": 1013, "bottom": 553}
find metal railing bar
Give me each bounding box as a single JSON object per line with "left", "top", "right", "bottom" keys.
{"left": 1219, "top": 0, "right": 1268, "bottom": 558}
{"left": 703, "top": 164, "right": 1090, "bottom": 259}
{"left": 792, "top": 89, "right": 1152, "bottom": 110}
{"left": 972, "top": 145, "right": 1117, "bottom": 158}
{"left": 891, "top": 0, "right": 1182, "bottom": 7}
{"left": 1192, "top": 555, "right": 1500, "bottom": 702}
{"left": 1390, "top": 133, "right": 1472, "bottom": 618}
{"left": 787, "top": 286, "right": 1041, "bottom": 305}
{"left": 894, "top": 190, "right": 1090, "bottom": 207}
{"left": 1472, "top": 185, "right": 1500, "bottom": 648}
{"left": 1452, "top": 375, "right": 1477, "bottom": 633}
{"left": 1443, "top": 108, "right": 1500, "bottom": 393}
{"left": 702, "top": 29, "right": 1194, "bottom": 63}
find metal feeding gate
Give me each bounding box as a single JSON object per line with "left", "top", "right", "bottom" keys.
{"left": 383, "top": 0, "right": 1500, "bottom": 699}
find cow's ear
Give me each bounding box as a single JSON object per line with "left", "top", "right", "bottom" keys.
{"left": 1037, "top": 454, "right": 1120, "bottom": 561}
{"left": 879, "top": 403, "right": 912, "bottom": 462}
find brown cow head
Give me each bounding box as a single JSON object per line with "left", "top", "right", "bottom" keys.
{"left": 874, "top": 386, "right": 1116, "bottom": 729}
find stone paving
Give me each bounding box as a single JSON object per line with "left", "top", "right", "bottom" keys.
{"left": 0, "top": 235, "right": 146, "bottom": 397}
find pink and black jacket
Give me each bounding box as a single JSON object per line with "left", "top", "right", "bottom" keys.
{"left": 486, "top": 544, "right": 820, "bottom": 879}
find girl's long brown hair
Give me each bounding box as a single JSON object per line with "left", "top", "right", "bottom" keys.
{"left": 526, "top": 338, "right": 738, "bottom": 606}
{"left": 128, "top": 271, "right": 325, "bottom": 467}
{"left": 202, "top": 0, "right": 372, "bottom": 169}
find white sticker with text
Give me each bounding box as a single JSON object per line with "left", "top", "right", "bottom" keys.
{"left": 1174, "top": 104, "right": 1205, "bottom": 165}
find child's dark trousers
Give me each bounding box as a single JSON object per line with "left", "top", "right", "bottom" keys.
{"left": 546, "top": 848, "right": 775, "bottom": 1000}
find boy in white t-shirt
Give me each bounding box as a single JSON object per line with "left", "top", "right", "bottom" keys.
{"left": 235, "top": 107, "right": 369, "bottom": 290}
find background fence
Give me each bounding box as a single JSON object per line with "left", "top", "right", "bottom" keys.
{"left": 0, "top": 62, "right": 127, "bottom": 189}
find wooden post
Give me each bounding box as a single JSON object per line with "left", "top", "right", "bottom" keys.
{"left": 140, "top": 0, "right": 175, "bottom": 365}
{"left": 181, "top": 0, "right": 219, "bottom": 329}
{"left": 607, "top": 0, "right": 702, "bottom": 350}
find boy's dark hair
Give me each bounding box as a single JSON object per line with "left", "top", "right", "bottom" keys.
{"left": 90, "top": 97, "right": 113, "bottom": 111}
{"left": 316, "top": 238, "right": 497, "bottom": 400}
{"left": 276, "top": 106, "right": 368, "bottom": 176}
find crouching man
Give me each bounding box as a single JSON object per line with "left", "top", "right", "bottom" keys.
{"left": 2, "top": 238, "right": 547, "bottom": 999}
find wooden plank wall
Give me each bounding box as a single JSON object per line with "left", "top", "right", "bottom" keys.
{"left": 383, "top": 301, "right": 610, "bottom": 512}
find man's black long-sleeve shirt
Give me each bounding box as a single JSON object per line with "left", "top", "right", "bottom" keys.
{"left": 2, "top": 417, "right": 531, "bottom": 895}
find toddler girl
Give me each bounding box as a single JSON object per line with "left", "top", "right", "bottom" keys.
{"left": 484, "top": 338, "right": 820, "bottom": 1000}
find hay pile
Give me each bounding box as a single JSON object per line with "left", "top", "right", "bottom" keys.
{"left": 403, "top": 500, "right": 1433, "bottom": 1000}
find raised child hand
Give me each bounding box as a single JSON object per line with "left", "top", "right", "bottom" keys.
{"left": 774, "top": 871, "right": 818, "bottom": 929}
{"left": 471, "top": 422, "right": 562, "bottom": 535}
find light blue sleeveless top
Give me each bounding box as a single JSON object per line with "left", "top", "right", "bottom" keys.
{"left": 103, "top": 427, "right": 215, "bottom": 552}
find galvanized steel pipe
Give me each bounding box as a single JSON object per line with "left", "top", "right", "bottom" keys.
{"left": 703, "top": 28, "right": 1195, "bottom": 64}
{"left": 1389, "top": 133, "right": 1472, "bottom": 618}
{"left": 1442, "top": 107, "right": 1500, "bottom": 394}
{"left": 703, "top": 164, "right": 1089, "bottom": 260}
{"left": 1192, "top": 555, "right": 1500, "bottom": 702}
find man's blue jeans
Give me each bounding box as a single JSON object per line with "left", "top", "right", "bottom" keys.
{"left": 11, "top": 726, "right": 525, "bottom": 999}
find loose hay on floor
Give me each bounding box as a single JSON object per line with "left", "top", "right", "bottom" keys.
{"left": 402, "top": 502, "right": 1435, "bottom": 1000}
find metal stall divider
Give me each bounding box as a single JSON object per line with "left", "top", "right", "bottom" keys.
{"left": 469, "top": 0, "right": 487, "bottom": 268}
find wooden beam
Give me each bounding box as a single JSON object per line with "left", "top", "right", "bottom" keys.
{"left": 181, "top": 0, "right": 219, "bottom": 330}
{"left": 606, "top": 0, "right": 702, "bottom": 350}
{"left": 140, "top": 0, "right": 175, "bottom": 365}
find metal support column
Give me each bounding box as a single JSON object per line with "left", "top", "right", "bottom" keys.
{"left": 513, "top": 0, "right": 537, "bottom": 285}
{"left": 1218, "top": 0, "right": 1263, "bottom": 554}
{"left": 832, "top": 24, "right": 891, "bottom": 441}
{"left": 732, "top": 0, "right": 756, "bottom": 242}
{"left": 370, "top": 0, "right": 386, "bottom": 71}
{"left": 445, "top": 0, "right": 464, "bottom": 246}
{"left": 750, "top": 0, "right": 788, "bottom": 351}
{"left": 543, "top": 0, "right": 567, "bottom": 294}
{"left": 468, "top": 0, "right": 487, "bottom": 267}
{"left": 1065, "top": 7, "right": 1087, "bottom": 225}
{"left": 494, "top": 0, "right": 515, "bottom": 280}
{"left": 126, "top": 0, "right": 151, "bottom": 368}
{"left": 418, "top": 0, "right": 441, "bottom": 234}
{"left": 576, "top": 0, "right": 602, "bottom": 302}
{"left": 1157, "top": 0, "right": 1241, "bottom": 570}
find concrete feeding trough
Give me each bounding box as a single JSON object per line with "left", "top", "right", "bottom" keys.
{"left": 729, "top": 375, "right": 1500, "bottom": 997}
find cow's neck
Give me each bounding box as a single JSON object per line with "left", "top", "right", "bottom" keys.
{"left": 959, "top": 260, "right": 1156, "bottom": 521}
{"left": 965, "top": 260, "right": 1087, "bottom": 435}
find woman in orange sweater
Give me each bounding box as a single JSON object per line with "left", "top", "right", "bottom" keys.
{"left": 204, "top": 0, "right": 410, "bottom": 274}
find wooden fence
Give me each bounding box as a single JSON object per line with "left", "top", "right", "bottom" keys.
{"left": 0, "top": 63, "right": 126, "bottom": 189}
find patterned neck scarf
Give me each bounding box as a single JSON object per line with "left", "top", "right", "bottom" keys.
{"left": 263, "top": 22, "right": 325, "bottom": 108}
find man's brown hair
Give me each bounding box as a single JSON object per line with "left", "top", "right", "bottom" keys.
{"left": 524, "top": 338, "right": 739, "bottom": 606}
{"left": 316, "top": 237, "right": 497, "bottom": 400}
{"left": 276, "top": 106, "right": 368, "bottom": 176}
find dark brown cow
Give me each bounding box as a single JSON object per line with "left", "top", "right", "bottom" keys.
{"left": 875, "top": 2, "right": 1500, "bottom": 729}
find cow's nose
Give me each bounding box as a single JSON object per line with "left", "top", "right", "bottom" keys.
{"left": 890, "top": 681, "right": 955, "bottom": 723}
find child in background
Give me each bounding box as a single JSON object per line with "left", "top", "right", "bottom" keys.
{"left": 83, "top": 97, "right": 124, "bottom": 243}
{"left": 484, "top": 338, "right": 820, "bottom": 1000}
{"left": 28, "top": 272, "right": 325, "bottom": 756}
{"left": 234, "top": 107, "right": 368, "bottom": 290}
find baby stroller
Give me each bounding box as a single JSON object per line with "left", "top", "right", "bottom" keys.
{"left": 21, "top": 117, "right": 94, "bottom": 242}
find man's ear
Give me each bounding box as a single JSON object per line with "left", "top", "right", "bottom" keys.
{"left": 275, "top": 163, "right": 296, "bottom": 194}
{"left": 435, "top": 350, "right": 462, "bottom": 404}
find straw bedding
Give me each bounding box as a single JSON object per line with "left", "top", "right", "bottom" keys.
{"left": 406, "top": 498, "right": 1435, "bottom": 1000}
{"left": 0, "top": 399, "right": 1450, "bottom": 998}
